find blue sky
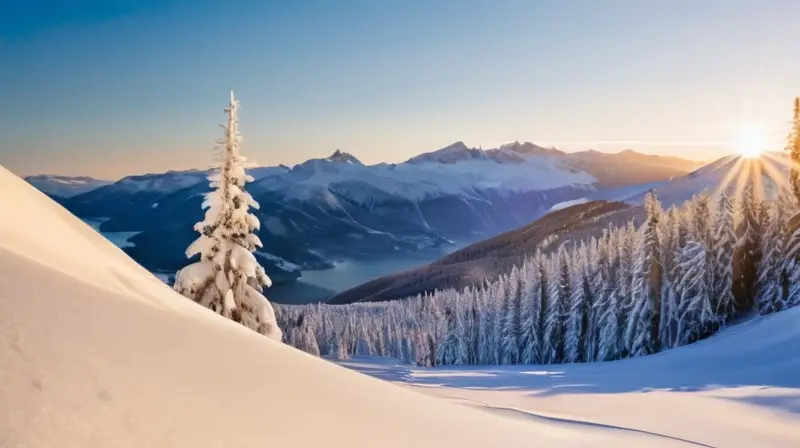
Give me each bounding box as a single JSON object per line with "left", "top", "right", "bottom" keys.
{"left": 2, "top": 0, "right": 799, "bottom": 178}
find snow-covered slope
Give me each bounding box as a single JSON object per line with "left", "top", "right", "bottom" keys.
{"left": 626, "top": 152, "right": 787, "bottom": 207}
{"left": 0, "top": 165, "right": 674, "bottom": 446}
{"left": 25, "top": 174, "right": 112, "bottom": 198}
{"left": 346, "top": 305, "right": 800, "bottom": 447}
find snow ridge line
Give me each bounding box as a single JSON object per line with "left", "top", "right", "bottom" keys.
{"left": 442, "top": 395, "right": 716, "bottom": 448}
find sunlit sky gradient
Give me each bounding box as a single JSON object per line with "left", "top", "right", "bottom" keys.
{"left": 2, "top": 0, "right": 799, "bottom": 179}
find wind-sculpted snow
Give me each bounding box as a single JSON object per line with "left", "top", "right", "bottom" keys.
{"left": 1, "top": 165, "right": 694, "bottom": 447}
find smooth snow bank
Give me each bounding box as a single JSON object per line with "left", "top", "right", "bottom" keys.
{"left": 344, "top": 307, "right": 800, "bottom": 447}
{"left": 0, "top": 165, "right": 666, "bottom": 447}
{"left": 549, "top": 198, "right": 589, "bottom": 211}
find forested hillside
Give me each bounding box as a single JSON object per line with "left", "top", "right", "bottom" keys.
{"left": 279, "top": 188, "right": 800, "bottom": 366}
{"left": 327, "top": 200, "right": 642, "bottom": 304}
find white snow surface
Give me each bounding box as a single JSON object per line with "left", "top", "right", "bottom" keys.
{"left": 4, "top": 164, "right": 798, "bottom": 447}
{"left": 344, "top": 307, "right": 800, "bottom": 447}
{"left": 0, "top": 165, "right": 680, "bottom": 447}
{"left": 549, "top": 198, "right": 589, "bottom": 211}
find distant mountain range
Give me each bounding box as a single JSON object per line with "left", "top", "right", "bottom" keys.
{"left": 25, "top": 174, "right": 112, "bottom": 198}
{"left": 328, "top": 152, "right": 789, "bottom": 304}
{"left": 25, "top": 142, "right": 703, "bottom": 287}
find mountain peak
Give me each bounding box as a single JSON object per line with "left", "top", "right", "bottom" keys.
{"left": 441, "top": 141, "right": 469, "bottom": 152}
{"left": 406, "top": 141, "right": 484, "bottom": 164}
{"left": 499, "top": 141, "right": 564, "bottom": 156}
{"left": 327, "top": 150, "right": 362, "bottom": 165}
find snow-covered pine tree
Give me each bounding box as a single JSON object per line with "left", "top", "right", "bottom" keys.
{"left": 582, "top": 238, "right": 601, "bottom": 362}
{"left": 785, "top": 242, "right": 800, "bottom": 310}
{"left": 544, "top": 247, "right": 570, "bottom": 363}
{"left": 519, "top": 254, "right": 543, "bottom": 364}
{"left": 658, "top": 206, "right": 681, "bottom": 349}
{"left": 733, "top": 185, "right": 763, "bottom": 314}
{"left": 564, "top": 245, "right": 589, "bottom": 363}
{"left": 625, "top": 193, "right": 663, "bottom": 357}
{"left": 674, "top": 194, "right": 716, "bottom": 345}
{"left": 780, "top": 98, "right": 800, "bottom": 309}
{"left": 617, "top": 223, "right": 638, "bottom": 356}
{"left": 788, "top": 97, "right": 800, "bottom": 204}
{"left": 173, "top": 92, "right": 282, "bottom": 341}
{"left": 476, "top": 285, "right": 493, "bottom": 364}
{"left": 756, "top": 194, "right": 789, "bottom": 314}
{"left": 712, "top": 193, "right": 736, "bottom": 324}
{"left": 464, "top": 286, "right": 480, "bottom": 364}
{"left": 500, "top": 266, "right": 521, "bottom": 364}
{"left": 535, "top": 253, "right": 551, "bottom": 362}
{"left": 511, "top": 265, "right": 524, "bottom": 363}
{"left": 437, "top": 297, "right": 466, "bottom": 365}
{"left": 596, "top": 241, "right": 621, "bottom": 361}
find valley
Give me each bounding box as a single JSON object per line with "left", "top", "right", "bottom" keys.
{"left": 85, "top": 214, "right": 470, "bottom": 304}
{"left": 269, "top": 241, "right": 468, "bottom": 303}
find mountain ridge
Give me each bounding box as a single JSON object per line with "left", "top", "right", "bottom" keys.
{"left": 328, "top": 152, "right": 789, "bottom": 304}
{"left": 24, "top": 142, "right": 702, "bottom": 292}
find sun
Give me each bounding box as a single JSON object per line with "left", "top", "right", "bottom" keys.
{"left": 735, "top": 128, "right": 764, "bottom": 158}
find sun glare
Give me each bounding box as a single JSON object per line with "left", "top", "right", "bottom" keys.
{"left": 736, "top": 128, "right": 764, "bottom": 158}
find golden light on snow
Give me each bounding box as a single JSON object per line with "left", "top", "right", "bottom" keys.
{"left": 714, "top": 149, "right": 791, "bottom": 203}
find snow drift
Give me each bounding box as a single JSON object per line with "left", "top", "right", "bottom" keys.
{"left": 0, "top": 165, "right": 668, "bottom": 447}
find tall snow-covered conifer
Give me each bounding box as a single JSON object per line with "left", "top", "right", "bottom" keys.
{"left": 788, "top": 98, "right": 800, "bottom": 204}
{"left": 625, "top": 193, "right": 662, "bottom": 356}
{"left": 519, "top": 256, "right": 542, "bottom": 364}
{"left": 733, "top": 185, "right": 763, "bottom": 314}
{"left": 712, "top": 193, "right": 736, "bottom": 323}
{"left": 173, "top": 91, "right": 282, "bottom": 341}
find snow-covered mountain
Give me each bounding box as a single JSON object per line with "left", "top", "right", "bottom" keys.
{"left": 625, "top": 152, "right": 788, "bottom": 207}
{"left": 252, "top": 141, "right": 594, "bottom": 204}
{"left": 30, "top": 143, "right": 700, "bottom": 283}
{"left": 1, "top": 165, "right": 695, "bottom": 447}
{"left": 24, "top": 174, "right": 112, "bottom": 198}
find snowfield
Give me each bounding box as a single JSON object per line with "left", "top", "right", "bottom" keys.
{"left": 0, "top": 166, "right": 676, "bottom": 447}
{"left": 2, "top": 164, "right": 799, "bottom": 447}
{"left": 342, "top": 304, "right": 800, "bottom": 447}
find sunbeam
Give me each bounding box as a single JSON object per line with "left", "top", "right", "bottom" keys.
{"left": 714, "top": 156, "right": 746, "bottom": 197}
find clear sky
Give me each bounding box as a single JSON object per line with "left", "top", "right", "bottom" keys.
{"left": 2, "top": 0, "right": 799, "bottom": 179}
